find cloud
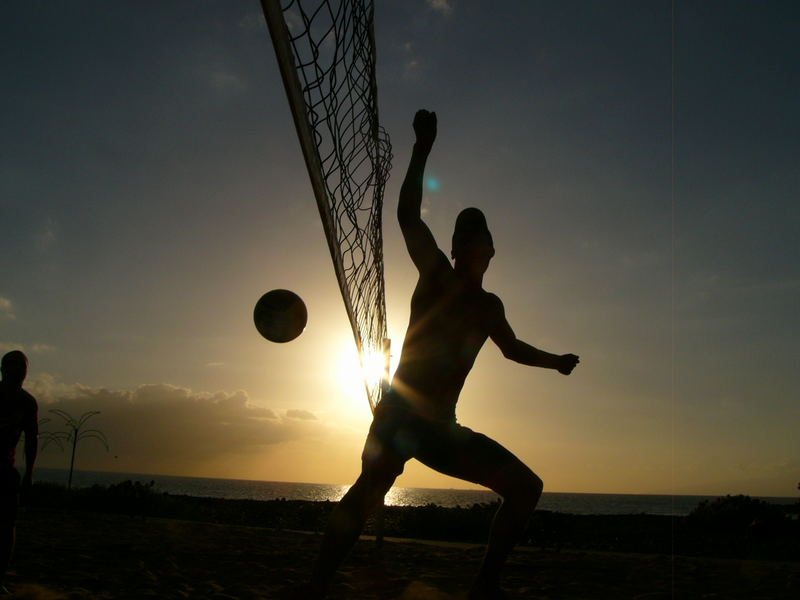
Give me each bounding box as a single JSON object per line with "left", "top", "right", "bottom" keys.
{"left": 420, "top": 196, "right": 431, "bottom": 216}
{"left": 207, "top": 66, "right": 248, "bottom": 94}
{"left": 0, "top": 297, "right": 15, "bottom": 320}
{"left": 427, "top": 0, "right": 454, "bottom": 16}
{"left": 30, "top": 378, "right": 323, "bottom": 476}
{"left": 238, "top": 12, "right": 265, "bottom": 33}
{"left": 25, "top": 373, "right": 76, "bottom": 401}
{"left": 0, "top": 343, "right": 21, "bottom": 355}
{"left": 0, "top": 342, "right": 54, "bottom": 355}
{"left": 283, "top": 7, "right": 303, "bottom": 34}
{"left": 198, "top": 61, "right": 248, "bottom": 96}
{"left": 30, "top": 344, "right": 56, "bottom": 354}
{"left": 285, "top": 409, "right": 317, "bottom": 421}
{"left": 401, "top": 40, "right": 422, "bottom": 79}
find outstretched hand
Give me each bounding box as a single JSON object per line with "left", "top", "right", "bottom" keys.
{"left": 557, "top": 353, "right": 580, "bottom": 376}
{"left": 413, "top": 109, "right": 437, "bottom": 150}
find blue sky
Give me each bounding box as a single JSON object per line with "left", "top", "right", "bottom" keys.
{"left": 2, "top": 1, "right": 797, "bottom": 496}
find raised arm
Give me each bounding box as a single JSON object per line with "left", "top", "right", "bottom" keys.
{"left": 487, "top": 295, "right": 580, "bottom": 375}
{"left": 398, "top": 110, "right": 449, "bottom": 274}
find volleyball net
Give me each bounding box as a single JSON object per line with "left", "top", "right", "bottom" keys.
{"left": 261, "top": 0, "right": 392, "bottom": 412}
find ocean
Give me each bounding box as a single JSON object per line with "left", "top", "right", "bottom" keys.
{"left": 36, "top": 468, "right": 796, "bottom": 517}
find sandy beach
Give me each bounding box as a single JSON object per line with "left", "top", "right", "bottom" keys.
{"left": 6, "top": 506, "right": 799, "bottom": 599}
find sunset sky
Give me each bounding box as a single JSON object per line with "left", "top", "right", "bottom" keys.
{"left": 2, "top": 1, "right": 797, "bottom": 497}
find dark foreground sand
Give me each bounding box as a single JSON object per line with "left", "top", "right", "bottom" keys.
{"left": 7, "top": 508, "right": 799, "bottom": 599}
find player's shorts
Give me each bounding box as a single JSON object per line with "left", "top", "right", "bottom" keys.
{"left": 0, "top": 468, "right": 20, "bottom": 524}
{"left": 361, "top": 390, "right": 528, "bottom": 496}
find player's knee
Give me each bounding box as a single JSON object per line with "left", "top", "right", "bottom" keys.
{"left": 344, "top": 471, "right": 395, "bottom": 514}
{"left": 508, "top": 470, "right": 541, "bottom": 506}
{"left": 495, "top": 466, "right": 542, "bottom": 508}
{"left": 359, "top": 463, "right": 400, "bottom": 496}
{"left": 528, "top": 472, "right": 544, "bottom": 503}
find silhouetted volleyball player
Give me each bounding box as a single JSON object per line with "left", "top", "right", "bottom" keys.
{"left": 309, "top": 110, "right": 579, "bottom": 599}
{"left": 0, "top": 351, "right": 38, "bottom": 594}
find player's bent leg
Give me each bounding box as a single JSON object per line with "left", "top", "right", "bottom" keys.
{"left": 0, "top": 524, "right": 12, "bottom": 588}
{"left": 309, "top": 410, "right": 407, "bottom": 599}
{"left": 0, "top": 474, "right": 19, "bottom": 591}
{"left": 414, "top": 424, "right": 542, "bottom": 597}
{"left": 308, "top": 469, "right": 397, "bottom": 598}
{"left": 473, "top": 460, "right": 543, "bottom": 596}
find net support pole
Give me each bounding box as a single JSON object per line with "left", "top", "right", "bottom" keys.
{"left": 374, "top": 336, "right": 391, "bottom": 547}
{"left": 375, "top": 500, "right": 385, "bottom": 549}
{"left": 381, "top": 338, "right": 391, "bottom": 402}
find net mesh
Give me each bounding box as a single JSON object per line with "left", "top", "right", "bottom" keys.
{"left": 263, "top": 0, "right": 392, "bottom": 412}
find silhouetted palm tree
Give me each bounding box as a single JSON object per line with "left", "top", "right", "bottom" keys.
{"left": 42, "top": 410, "right": 109, "bottom": 489}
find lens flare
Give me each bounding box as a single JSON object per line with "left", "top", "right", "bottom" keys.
{"left": 335, "top": 340, "right": 390, "bottom": 409}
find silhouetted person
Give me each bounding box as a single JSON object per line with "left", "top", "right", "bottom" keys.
{"left": 308, "top": 110, "right": 579, "bottom": 599}
{"left": 0, "top": 351, "right": 38, "bottom": 594}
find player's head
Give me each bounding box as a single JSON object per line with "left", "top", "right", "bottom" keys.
{"left": 1, "top": 350, "right": 28, "bottom": 387}
{"left": 451, "top": 207, "right": 495, "bottom": 269}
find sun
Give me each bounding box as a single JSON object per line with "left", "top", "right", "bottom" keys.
{"left": 335, "top": 339, "right": 393, "bottom": 404}
{"left": 359, "top": 348, "right": 388, "bottom": 385}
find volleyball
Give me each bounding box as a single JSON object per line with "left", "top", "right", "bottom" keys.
{"left": 253, "top": 289, "right": 308, "bottom": 343}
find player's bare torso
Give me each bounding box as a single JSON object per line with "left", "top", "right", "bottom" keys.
{"left": 391, "top": 251, "right": 500, "bottom": 420}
